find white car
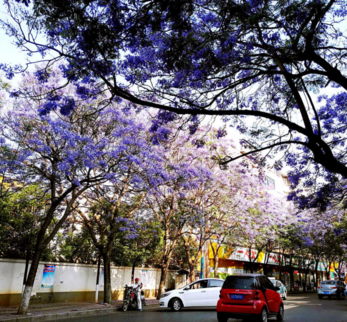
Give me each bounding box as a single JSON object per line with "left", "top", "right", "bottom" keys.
{"left": 159, "top": 278, "right": 224, "bottom": 311}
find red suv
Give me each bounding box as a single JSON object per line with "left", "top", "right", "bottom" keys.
{"left": 217, "top": 274, "right": 284, "bottom": 322}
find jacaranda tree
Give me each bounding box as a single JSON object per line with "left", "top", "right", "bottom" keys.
{"left": 0, "top": 67, "right": 166, "bottom": 314}
{"left": 74, "top": 121, "right": 167, "bottom": 304}
{"left": 2, "top": 0, "right": 347, "bottom": 209}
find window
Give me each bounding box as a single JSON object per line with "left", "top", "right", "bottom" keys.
{"left": 321, "top": 281, "right": 335, "bottom": 285}
{"left": 209, "top": 280, "right": 224, "bottom": 288}
{"left": 222, "top": 276, "right": 257, "bottom": 290}
{"left": 264, "top": 176, "right": 275, "bottom": 189}
{"left": 189, "top": 280, "right": 208, "bottom": 289}
{"left": 260, "top": 276, "right": 275, "bottom": 290}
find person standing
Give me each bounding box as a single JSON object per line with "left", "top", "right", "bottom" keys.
{"left": 132, "top": 278, "right": 143, "bottom": 311}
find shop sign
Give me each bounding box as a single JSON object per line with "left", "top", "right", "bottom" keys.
{"left": 228, "top": 247, "right": 251, "bottom": 262}
{"left": 267, "top": 253, "right": 281, "bottom": 265}
{"left": 227, "top": 247, "right": 282, "bottom": 266}
{"left": 227, "top": 268, "right": 244, "bottom": 274}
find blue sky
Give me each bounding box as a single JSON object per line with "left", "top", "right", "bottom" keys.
{"left": 0, "top": 28, "right": 25, "bottom": 66}
{"left": 0, "top": 8, "right": 28, "bottom": 68}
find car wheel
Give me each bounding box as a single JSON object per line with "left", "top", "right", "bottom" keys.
{"left": 276, "top": 304, "right": 284, "bottom": 321}
{"left": 318, "top": 295, "right": 323, "bottom": 299}
{"left": 217, "top": 312, "right": 229, "bottom": 322}
{"left": 258, "top": 307, "right": 268, "bottom": 322}
{"left": 170, "top": 298, "right": 182, "bottom": 311}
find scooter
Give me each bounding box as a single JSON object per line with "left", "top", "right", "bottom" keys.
{"left": 122, "top": 284, "right": 146, "bottom": 311}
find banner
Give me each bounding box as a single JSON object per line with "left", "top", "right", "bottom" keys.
{"left": 41, "top": 265, "right": 56, "bottom": 288}
{"left": 142, "top": 270, "right": 148, "bottom": 288}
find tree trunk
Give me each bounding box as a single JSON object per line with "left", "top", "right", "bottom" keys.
{"left": 304, "top": 271, "right": 307, "bottom": 292}
{"left": 188, "top": 263, "right": 195, "bottom": 283}
{"left": 182, "top": 236, "right": 197, "bottom": 283}
{"left": 250, "top": 261, "right": 254, "bottom": 274}
{"left": 103, "top": 254, "right": 112, "bottom": 304}
{"left": 17, "top": 180, "right": 78, "bottom": 315}
{"left": 157, "top": 225, "right": 178, "bottom": 299}
{"left": 17, "top": 249, "right": 42, "bottom": 315}
{"left": 248, "top": 247, "right": 254, "bottom": 273}
{"left": 22, "top": 251, "right": 30, "bottom": 293}
{"left": 315, "top": 260, "right": 319, "bottom": 290}
{"left": 214, "top": 255, "right": 219, "bottom": 278}
{"left": 326, "top": 261, "right": 330, "bottom": 280}
{"left": 95, "top": 256, "right": 101, "bottom": 303}
{"left": 289, "top": 268, "right": 294, "bottom": 292}
{"left": 158, "top": 266, "right": 168, "bottom": 299}
{"left": 131, "top": 261, "right": 136, "bottom": 284}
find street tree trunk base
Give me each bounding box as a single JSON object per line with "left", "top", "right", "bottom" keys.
{"left": 18, "top": 285, "right": 32, "bottom": 315}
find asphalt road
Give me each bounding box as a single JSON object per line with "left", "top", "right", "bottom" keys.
{"left": 63, "top": 293, "right": 347, "bottom": 322}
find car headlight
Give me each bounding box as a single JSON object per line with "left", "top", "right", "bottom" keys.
{"left": 160, "top": 292, "right": 171, "bottom": 298}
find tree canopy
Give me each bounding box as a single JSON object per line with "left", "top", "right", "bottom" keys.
{"left": 2, "top": 0, "right": 347, "bottom": 209}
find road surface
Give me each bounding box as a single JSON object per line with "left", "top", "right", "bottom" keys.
{"left": 63, "top": 293, "right": 347, "bottom": 322}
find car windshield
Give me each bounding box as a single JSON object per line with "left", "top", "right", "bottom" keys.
{"left": 321, "top": 281, "right": 336, "bottom": 285}
{"left": 222, "top": 276, "right": 257, "bottom": 290}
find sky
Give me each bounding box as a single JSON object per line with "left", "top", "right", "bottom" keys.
{"left": 0, "top": 27, "right": 24, "bottom": 66}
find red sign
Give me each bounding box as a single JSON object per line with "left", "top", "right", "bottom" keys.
{"left": 294, "top": 271, "right": 298, "bottom": 274}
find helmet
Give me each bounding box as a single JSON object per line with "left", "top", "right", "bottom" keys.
{"left": 135, "top": 278, "right": 139, "bottom": 282}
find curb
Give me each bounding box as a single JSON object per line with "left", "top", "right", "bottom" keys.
{"left": 0, "top": 303, "right": 158, "bottom": 322}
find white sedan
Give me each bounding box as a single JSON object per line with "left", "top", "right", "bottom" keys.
{"left": 159, "top": 278, "right": 224, "bottom": 311}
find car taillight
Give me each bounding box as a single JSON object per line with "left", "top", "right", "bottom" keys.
{"left": 330, "top": 287, "right": 337, "bottom": 289}
{"left": 317, "top": 287, "right": 322, "bottom": 289}
{"left": 254, "top": 291, "right": 260, "bottom": 300}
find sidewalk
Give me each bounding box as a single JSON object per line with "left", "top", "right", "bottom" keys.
{"left": 0, "top": 299, "right": 159, "bottom": 322}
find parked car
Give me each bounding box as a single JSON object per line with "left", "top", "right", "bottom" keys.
{"left": 159, "top": 278, "right": 224, "bottom": 311}
{"left": 217, "top": 274, "right": 284, "bottom": 322}
{"left": 269, "top": 278, "right": 287, "bottom": 300}
{"left": 317, "top": 280, "right": 346, "bottom": 299}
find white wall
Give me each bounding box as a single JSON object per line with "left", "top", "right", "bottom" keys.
{"left": 0, "top": 258, "right": 175, "bottom": 299}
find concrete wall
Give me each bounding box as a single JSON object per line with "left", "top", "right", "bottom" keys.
{"left": 0, "top": 258, "right": 176, "bottom": 307}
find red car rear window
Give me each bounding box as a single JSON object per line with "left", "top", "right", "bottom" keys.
{"left": 222, "top": 276, "right": 257, "bottom": 290}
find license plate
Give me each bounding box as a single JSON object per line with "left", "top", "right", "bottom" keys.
{"left": 229, "top": 294, "right": 244, "bottom": 300}
{"left": 323, "top": 292, "right": 330, "bottom": 294}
